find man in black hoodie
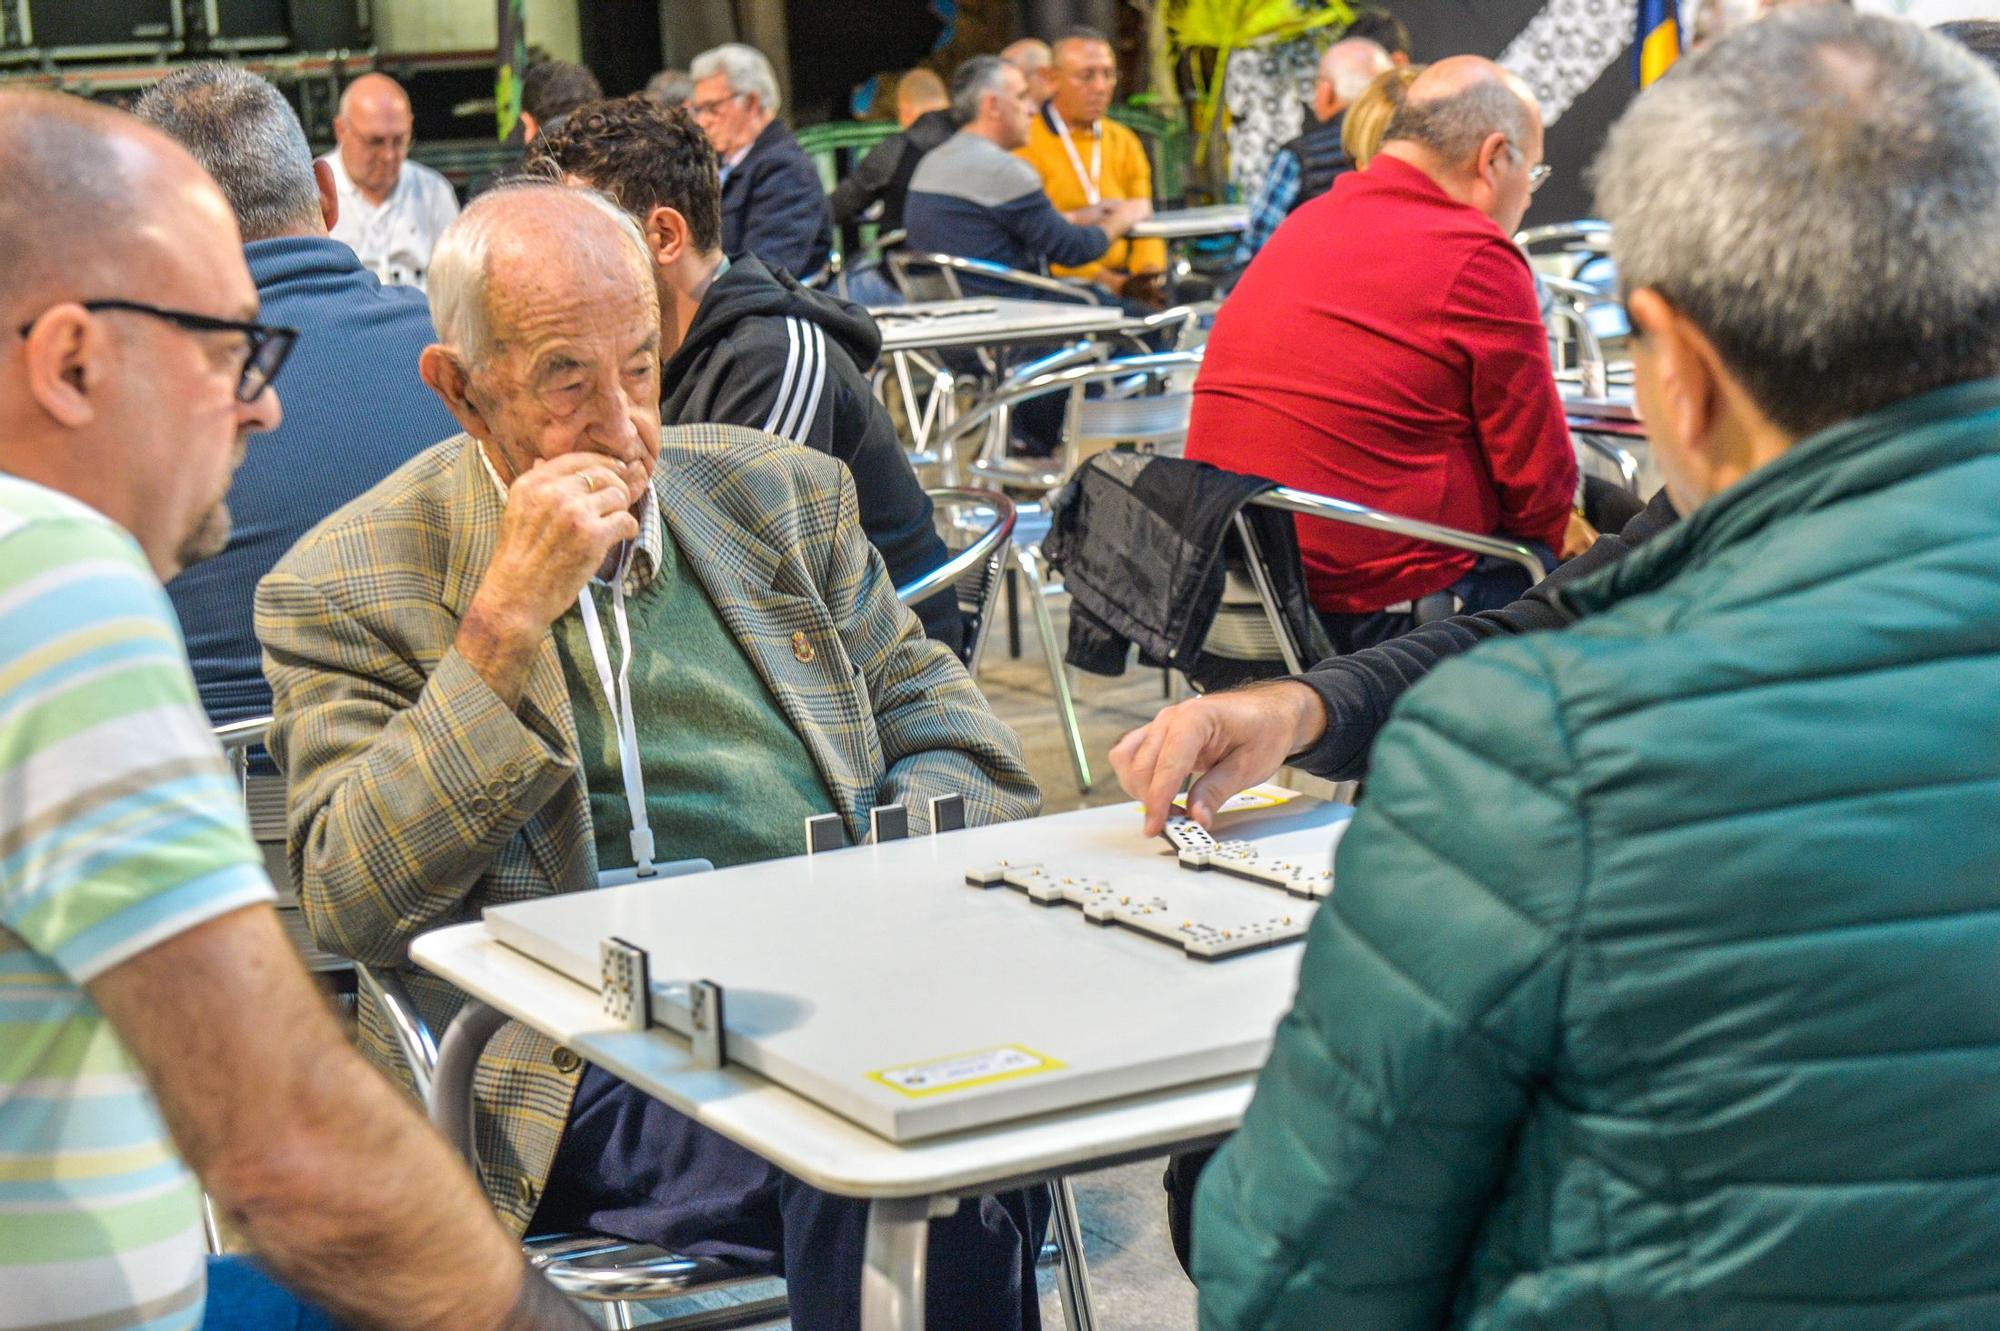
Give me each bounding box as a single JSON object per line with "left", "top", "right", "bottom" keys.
{"left": 529, "top": 96, "right": 964, "bottom": 652}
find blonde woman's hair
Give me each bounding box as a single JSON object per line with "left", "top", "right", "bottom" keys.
{"left": 1342, "top": 65, "right": 1423, "bottom": 168}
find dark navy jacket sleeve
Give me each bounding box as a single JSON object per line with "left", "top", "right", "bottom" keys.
{"left": 1290, "top": 488, "right": 1680, "bottom": 781}
{"left": 996, "top": 193, "right": 1109, "bottom": 272}
{"left": 830, "top": 136, "right": 904, "bottom": 229}
{"left": 680, "top": 320, "right": 964, "bottom": 652}
{"left": 740, "top": 153, "right": 834, "bottom": 279}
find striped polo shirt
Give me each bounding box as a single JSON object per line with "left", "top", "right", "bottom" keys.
{"left": 0, "top": 475, "right": 274, "bottom": 1330}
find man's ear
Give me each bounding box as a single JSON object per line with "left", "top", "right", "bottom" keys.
{"left": 419, "top": 344, "right": 493, "bottom": 439}
{"left": 1475, "top": 131, "right": 1509, "bottom": 187}
{"left": 643, "top": 204, "right": 694, "bottom": 268}
{"left": 521, "top": 111, "right": 541, "bottom": 145}
{"left": 21, "top": 304, "right": 103, "bottom": 429}
{"left": 313, "top": 157, "right": 338, "bottom": 231}
{"left": 1628, "top": 287, "right": 1728, "bottom": 499}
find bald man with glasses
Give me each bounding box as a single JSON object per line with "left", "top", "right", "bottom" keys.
{"left": 0, "top": 89, "right": 589, "bottom": 1331}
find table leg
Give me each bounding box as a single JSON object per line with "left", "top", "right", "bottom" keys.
{"left": 1050, "top": 1177, "right": 1099, "bottom": 1331}
{"left": 860, "top": 1195, "right": 932, "bottom": 1331}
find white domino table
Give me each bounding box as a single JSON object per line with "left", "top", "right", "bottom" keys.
{"left": 412, "top": 792, "right": 1352, "bottom": 1330}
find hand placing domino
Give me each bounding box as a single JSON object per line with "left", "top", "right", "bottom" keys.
{"left": 1162, "top": 815, "right": 1219, "bottom": 866}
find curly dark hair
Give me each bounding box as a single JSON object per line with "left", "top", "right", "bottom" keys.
{"left": 521, "top": 59, "right": 603, "bottom": 128}
{"left": 526, "top": 94, "right": 723, "bottom": 254}
{"left": 1344, "top": 7, "right": 1411, "bottom": 60}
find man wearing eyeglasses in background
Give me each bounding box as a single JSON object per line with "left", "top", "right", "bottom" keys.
{"left": 322, "top": 71, "right": 460, "bottom": 289}
{"left": 1187, "top": 56, "right": 1589, "bottom": 654}
{"left": 0, "top": 89, "right": 593, "bottom": 1331}
{"left": 687, "top": 43, "right": 833, "bottom": 281}
{"left": 135, "top": 64, "right": 459, "bottom": 732}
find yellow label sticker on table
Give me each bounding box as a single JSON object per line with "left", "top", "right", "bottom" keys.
{"left": 1136, "top": 782, "right": 1302, "bottom": 818}
{"left": 869, "top": 1045, "right": 1064, "bottom": 1098}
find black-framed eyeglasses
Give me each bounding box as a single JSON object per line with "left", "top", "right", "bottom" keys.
{"left": 15, "top": 298, "right": 298, "bottom": 404}
{"left": 686, "top": 90, "right": 747, "bottom": 119}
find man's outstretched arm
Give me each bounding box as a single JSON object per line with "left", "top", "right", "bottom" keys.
{"left": 1114, "top": 489, "right": 1679, "bottom": 831}
{"left": 91, "top": 905, "right": 591, "bottom": 1331}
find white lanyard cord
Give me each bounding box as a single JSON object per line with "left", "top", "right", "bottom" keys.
{"left": 577, "top": 544, "right": 657, "bottom": 876}
{"left": 1048, "top": 107, "right": 1101, "bottom": 207}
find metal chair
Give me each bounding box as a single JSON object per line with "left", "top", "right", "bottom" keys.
{"left": 1201, "top": 488, "right": 1548, "bottom": 681}
{"left": 896, "top": 487, "right": 1017, "bottom": 674}
{"left": 926, "top": 352, "right": 1206, "bottom": 792}
{"left": 934, "top": 348, "right": 1204, "bottom": 497}
{"left": 887, "top": 249, "right": 1108, "bottom": 311}
{"left": 367, "top": 966, "right": 789, "bottom": 1328}
{"left": 1516, "top": 219, "right": 1613, "bottom": 279}
{"left": 212, "top": 723, "right": 783, "bottom": 1325}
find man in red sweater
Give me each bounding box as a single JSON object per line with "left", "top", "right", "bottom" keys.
{"left": 1188, "top": 56, "right": 1584, "bottom": 649}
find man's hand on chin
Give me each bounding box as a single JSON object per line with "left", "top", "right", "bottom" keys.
{"left": 457, "top": 452, "right": 646, "bottom": 708}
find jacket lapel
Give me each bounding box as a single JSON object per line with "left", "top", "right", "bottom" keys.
{"left": 652, "top": 463, "right": 873, "bottom": 842}
{"left": 437, "top": 438, "right": 594, "bottom": 895}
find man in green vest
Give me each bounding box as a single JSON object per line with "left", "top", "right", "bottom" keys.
{"left": 1195, "top": 10, "right": 2000, "bottom": 1328}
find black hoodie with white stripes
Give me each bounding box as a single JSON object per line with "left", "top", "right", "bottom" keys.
{"left": 660, "top": 255, "right": 963, "bottom": 653}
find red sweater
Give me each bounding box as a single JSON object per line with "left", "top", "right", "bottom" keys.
{"left": 1187, "top": 155, "right": 1576, "bottom": 614}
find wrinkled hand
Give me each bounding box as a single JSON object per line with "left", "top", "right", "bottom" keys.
{"left": 481, "top": 452, "right": 647, "bottom": 631}
{"left": 1560, "top": 510, "right": 1600, "bottom": 561}
{"left": 1110, "top": 682, "right": 1327, "bottom": 837}
{"left": 457, "top": 452, "right": 648, "bottom": 706}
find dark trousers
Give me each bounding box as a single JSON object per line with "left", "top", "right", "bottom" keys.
{"left": 534, "top": 1065, "right": 1049, "bottom": 1331}
{"left": 1317, "top": 546, "right": 1554, "bottom": 655}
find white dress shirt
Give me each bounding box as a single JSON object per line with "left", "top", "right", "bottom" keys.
{"left": 322, "top": 151, "right": 461, "bottom": 290}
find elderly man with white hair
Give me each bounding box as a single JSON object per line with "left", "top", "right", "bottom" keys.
{"left": 255, "top": 182, "right": 1046, "bottom": 1331}
{"left": 1194, "top": 10, "right": 2000, "bottom": 1328}
{"left": 687, "top": 42, "right": 833, "bottom": 280}
{"left": 321, "top": 71, "right": 459, "bottom": 288}
{"left": 1233, "top": 36, "right": 1393, "bottom": 263}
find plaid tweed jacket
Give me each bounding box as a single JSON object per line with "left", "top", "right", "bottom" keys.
{"left": 256, "top": 426, "right": 1039, "bottom": 1232}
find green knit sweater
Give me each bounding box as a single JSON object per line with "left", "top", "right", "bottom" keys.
{"left": 552, "top": 531, "right": 834, "bottom": 874}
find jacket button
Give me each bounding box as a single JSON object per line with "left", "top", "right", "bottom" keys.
{"left": 501, "top": 761, "right": 523, "bottom": 782}
{"left": 486, "top": 779, "right": 508, "bottom": 799}
{"left": 469, "top": 795, "right": 492, "bottom": 815}
{"left": 790, "top": 630, "right": 816, "bottom": 664}
{"left": 551, "top": 1045, "right": 581, "bottom": 1074}
{"left": 516, "top": 1174, "right": 538, "bottom": 1209}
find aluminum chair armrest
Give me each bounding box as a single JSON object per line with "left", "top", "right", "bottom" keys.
{"left": 1252, "top": 487, "right": 1548, "bottom": 584}
{"left": 1515, "top": 219, "right": 1613, "bottom": 253}
{"left": 895, "top": 488, "right": 1017, "bottom": 607}
{"left": 935, "top": 349, "right": 1207, "bottom": 456}
{"left": 355, "top": 963, "right": 440, "bottom": 1102}
{"left": 213, "top": 716, "right": 272, "bottom": 755}
{"left": 899, "top": 252, "right": 1108, "bottom": 305}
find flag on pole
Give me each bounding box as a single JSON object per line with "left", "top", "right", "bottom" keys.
{"left": 1635, "top": 0, "right": 1681, "bottom": 88}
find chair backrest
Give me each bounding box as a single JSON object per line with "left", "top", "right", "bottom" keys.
{"left": 886, "top": 251, "right": 1106, "bottom": 306}
{"left": 898, "top": 487, "right": 1017, "bottom": 672}
{"left": 935, "top": 349, "right": 1205, "bottom": 496}
{"left": 1198, "top": 487, "right": 1548, "bottom": 685}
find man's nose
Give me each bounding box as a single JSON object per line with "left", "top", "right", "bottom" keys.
{"left": 240, "top": 383, "right": 283, "bottom": 437}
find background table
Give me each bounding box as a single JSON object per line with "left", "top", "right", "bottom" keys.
{"left": 1128, "top": 204, "right": 1249, "bottom": 241}
{"left": 869, "top": 298, "right": 1129, "bottom": 354}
